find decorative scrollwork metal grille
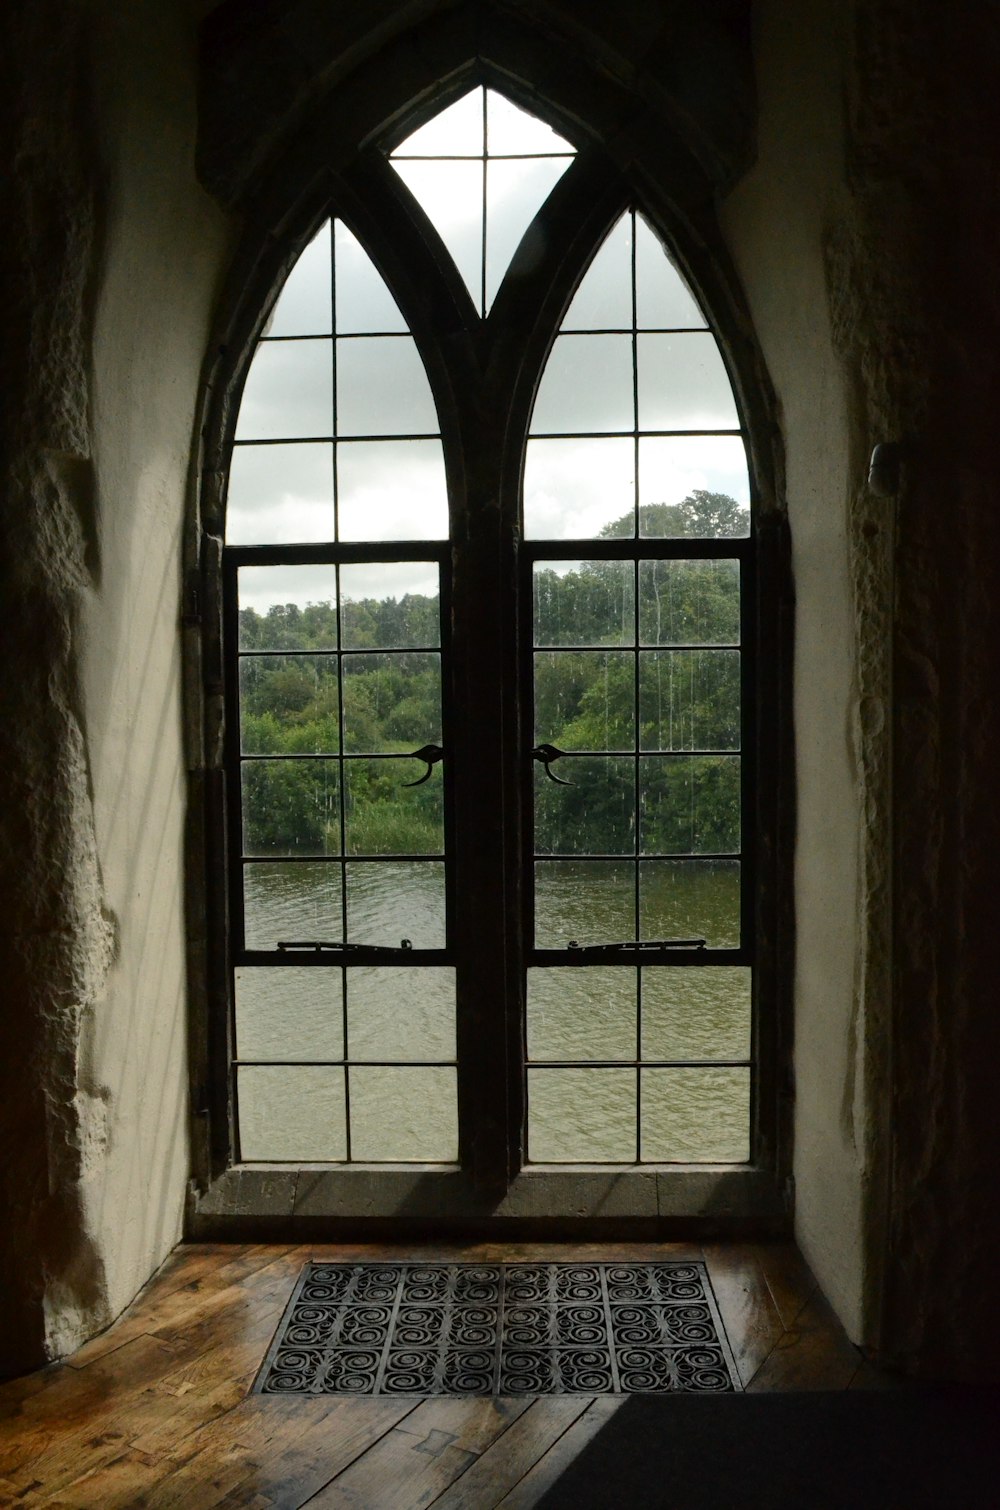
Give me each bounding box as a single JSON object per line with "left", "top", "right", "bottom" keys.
{"left": 254, "top": 1261, "right": 739, "bottom": 1395}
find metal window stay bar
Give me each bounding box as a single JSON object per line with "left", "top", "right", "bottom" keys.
{"left": 277, "top": 939, "right": 414, "bottom": 955}
{"left": 566, "top": 939, "right": 707, "bottom": 955}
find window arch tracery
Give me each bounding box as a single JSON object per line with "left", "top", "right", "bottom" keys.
{"left": 201, "top": 79, "right": 779, "bottom": 1219}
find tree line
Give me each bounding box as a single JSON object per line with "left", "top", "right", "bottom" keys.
{"left": 237, "top": 492, "right": 745, "bottom": 858}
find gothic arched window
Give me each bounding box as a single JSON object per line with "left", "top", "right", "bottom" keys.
{"left": 210, "top": 84, "right": 770, "bottom": 1221}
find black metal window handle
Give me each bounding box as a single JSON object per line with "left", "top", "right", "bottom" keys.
{"left": 402, "top": 743, "right": 444, "bottom": 786}
{"left": 532, "top": 743, "right": 574, "bottom": 785}
{"left": 277, "top": 940, "right": 413, "bottom": 954}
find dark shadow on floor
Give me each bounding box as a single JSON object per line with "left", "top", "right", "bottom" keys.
{"left": 537, "top": 1389, "right": 1000, "bottom": 1509}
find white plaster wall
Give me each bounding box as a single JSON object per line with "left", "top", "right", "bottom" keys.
{"left": 76, "top": 0, "right": 232, "bottom": 1327}
{"left": 719, "top": 0, "right": 866, "bottom": 1336}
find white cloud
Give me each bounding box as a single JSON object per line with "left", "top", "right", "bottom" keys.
{"left": 524, "top": 434, "right": 749, "bottom": 539}
{"left": 238, "top": 560, "right": 442, "bottom": 617}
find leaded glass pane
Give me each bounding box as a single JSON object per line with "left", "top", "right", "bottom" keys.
{"left": 239, "top": 656, "right": 340, "bottom": 756}
{"left": 641, "top": 1067, "right": 750, "bottom": 1162}
{"left": 350, "top": 1067, "right": 458, "bottom": 1161}
{"left": 534, "top": 756, "right": 635, "bottom": 856}
{"left": 242, "top": 761, "right": 341, "bottom": 857}
{"left": 235, "top": 339, "right": 332, "bottom": 441}
{"left": 641, "top": 967, "right": 751, "bottom": 1061}
{"left": 336, "top": 440, "right": 447, "bottom": 542}
{"left": 237, "top": 565, "right": 338, "bottom": 647}
{"left": 634, "top": 215, "right": 705, "bottom": 330}
{"left": 534, "top": 651, "right": 635, "bottom": 751}
{"left": 336, "top": 336, "right": 439, "bottom": 438}
{"left": 636, "top": 334, "right": 739, "bottom": 432}
{"left": 562, "top": 215, "right": 633, "bottom": 330}
{"left": 265, "top": 222, "right": 332, "bottom": 337}
{"left": 523, "top": 437, "right": 634, "bottom": 539}
{"left": 243, "top": 862, "right": 343, "bottom": 950}
{"left": 527, "top": 968, "right": 636, "bottom": 1061}
{"left": 235, "top": 967, "right": 343, "bottom": 1061}
{"left": 486, "top": 157, "right": 569, "bottom": 305}
{"left": 238, "top": 1066, "right": 347, "bottom": 1161}
{"left": 344, "top": 758, "right": 444, "bottom": 856}
{"left": 227, "top": 443, "right": 333, "bottom": 545}
{"left": 533, "top": 561, "right": 635, "bottom": 647}
{"left": 346, "top": 967, "right": 456, "bottom": 1062}
{"left": 638, "top": 560, "right": 741, "bottom": 646}
{"left": 528, "top": 1068, "right": 636, "bottom": 1162}
{"left": 529, "top": 334, "right": 634, "bottom": 434}
{"left": 334, "top": 222, "right": 407, "bottom": 334}
{"left": 390, "top": 87, "right": 575, "bottom": 317}
{"left": 341, "top": 653, "right": 441, "bottom": 753}
{"left": 346, "top": 861, "right": 446, "bottom": 948}
{"left": 534, "top": 861, "right": 634, "bottom": 949}
{"left": 639, "top": 860, "right": 741, "bottom": 947}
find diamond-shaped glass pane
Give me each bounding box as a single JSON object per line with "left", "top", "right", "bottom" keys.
{"left": 486, "top": 157, "right": 569, "bottom": 306}
{"left": 393, "top": 89, "right": 484, "bottom": 156}
{"left": 486, "top": 91, "right": 573, "bottom": 155}
{"left": 390, "top": 87, "right": 574, "bottom": 316}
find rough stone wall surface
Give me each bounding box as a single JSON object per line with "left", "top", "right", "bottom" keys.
{"left": 723, "top": 0, "right": 1000, "bottom": 1379}
{"left": 823, "top": 0, "right": 933, "bottom": 1366}
{"left": 81, "top": 0, "right": 233, "bottom": 1348}
{"left": 0, "top": 0, "right": 231, "bottom": 1377}
{"left": 831, "top": 0, "right": 1000, "bottom": 1380}
{"left": 0, "top": 0, "right": 112, "bottom": 1380}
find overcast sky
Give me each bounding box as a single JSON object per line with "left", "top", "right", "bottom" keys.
{"left": 229, "top": 88, "right": 748, "bottom": 584}
{"left": 238, "top": 560, "right": 443, "bottom": 617}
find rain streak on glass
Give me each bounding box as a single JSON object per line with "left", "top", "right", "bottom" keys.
{"left": 228, "top": 219, "right": 447, "bottom": 544}
{"left": 233, "top": 546, "right": 452, "bottom": 1159}
{"left": 390, "top": 87, "right": 575, "bottom": 316}
{"left": 525, "top": 202, "right": 751, "bottom": 1162}
{"left": 525, "top": 209, "right": 751, "bottom": 540}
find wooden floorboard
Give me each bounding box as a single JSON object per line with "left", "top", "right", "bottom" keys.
{"left": 744, "top": 1289, "right": 863, "bottom": 1393}
{"left": 748, "top": 1241, "right": 819, "bottom": 1330}
{"left": 492, "top": 1398, "right": 625, "bottom": 1510}
{"left": 307, "top": 1397, "right": 532, "bottom": 1509}
{"left": 702, "top": 1243, "right": 785, "bottom": 1388}
{"left": 429, "top": 1399, "right": 592, "bottom": 1510}
{"left": 145, "top": 1399, "right": 420, "bottom": 1510}
{"left": 0, "top": 1240, "right": 892, "bottom": 1508}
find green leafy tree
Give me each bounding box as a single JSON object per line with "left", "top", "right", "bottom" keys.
{"left": 235, "top": 493, "right": 744, "bottom": 856}
{"left": 534, "top": 492, "right": 745, "bottom": 853}
{"left": 601, "top": 489, "right": 749, "bottom": 540}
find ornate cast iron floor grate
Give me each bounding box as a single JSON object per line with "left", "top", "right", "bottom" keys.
{"left": 254, "top": 1262, "right": 739, "bottom": 1396}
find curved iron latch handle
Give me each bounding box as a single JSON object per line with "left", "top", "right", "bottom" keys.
{"left": 532, "top": 743, "right": 574, "bottom": 785}
{"left": 402, "top": 743, "right": 444, "bottom": 787}
{"left": 278, "top": 939, "right": 412, "bottom": 954}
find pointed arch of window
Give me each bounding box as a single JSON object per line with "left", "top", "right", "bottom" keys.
{"left": 203, "top": 80, "right": 781, "bottom": 1216}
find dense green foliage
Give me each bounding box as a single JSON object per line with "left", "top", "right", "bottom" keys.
{"left": 237, "top": 492, "right": 746, "bottom": 857}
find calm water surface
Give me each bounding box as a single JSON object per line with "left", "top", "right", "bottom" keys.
{"left": 236, "top": 863, "right": 750, "bottom": 1166}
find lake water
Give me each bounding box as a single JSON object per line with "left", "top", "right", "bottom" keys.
{"left": 235, "top": 861, "right": 751, "bottom": 1167}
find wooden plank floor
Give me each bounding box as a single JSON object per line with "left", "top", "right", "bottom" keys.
{"left": 0, "top": 1241, "right": 890, "bottom": 1508}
